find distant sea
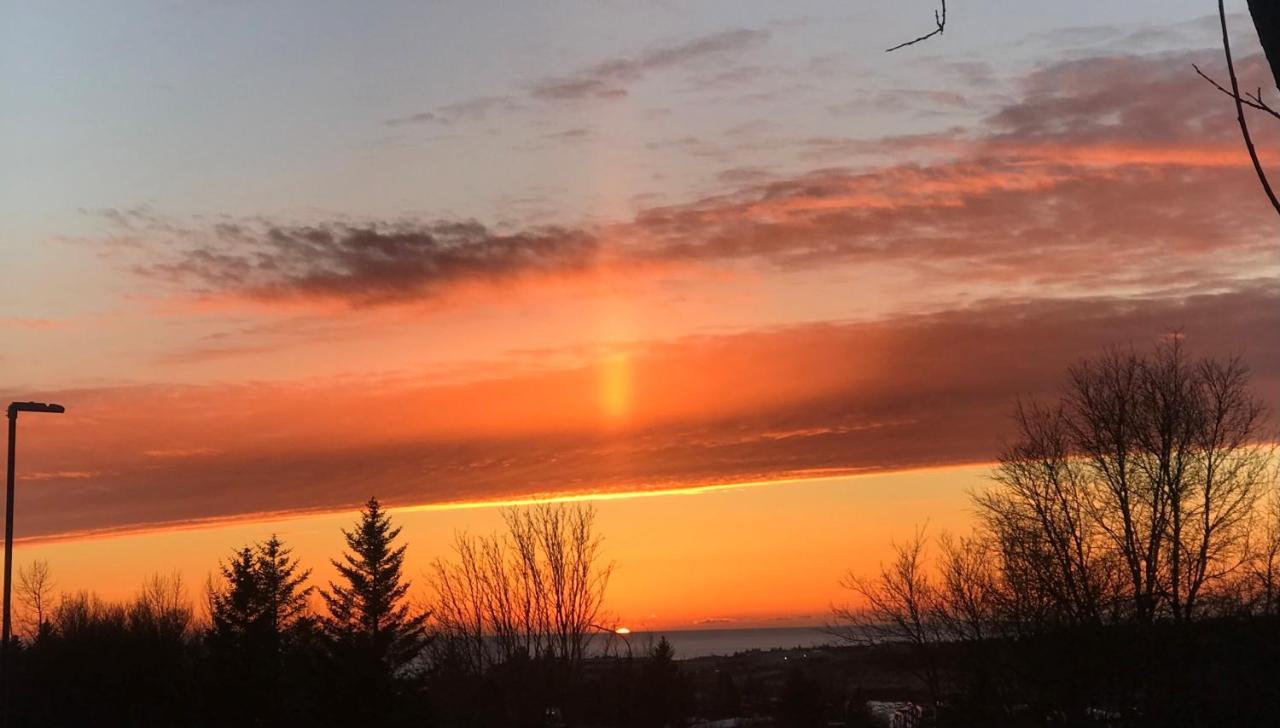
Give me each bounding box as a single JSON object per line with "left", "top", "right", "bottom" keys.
{"left": 611, "top": 626, "right": 834, "bottom": 660}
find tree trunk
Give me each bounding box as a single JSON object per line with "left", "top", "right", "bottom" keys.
{"left": 1249, "top": 0, "right": 1280, "bottom": 89}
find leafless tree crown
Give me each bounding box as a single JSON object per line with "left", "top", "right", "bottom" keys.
{"left": 834, "top": 339, "right": 1275, "bottom": 654}
{"left": 429, "top": 503, "right": 614, "bottom": 674}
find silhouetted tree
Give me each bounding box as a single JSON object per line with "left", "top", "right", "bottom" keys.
{"left": 210, "top": 546, "right": 261, "bottom": 641}
{"left": 207, "top": 535, "right": 314, "bottom": 726}
{"left": 430, "top": 503, "right": 613, "bottom": 723}
{"left": 431, "top": 503, "right": 613, "bottom": 673}
{"left": 321, "top": 497, "right": 429, "bottom": 723}
{"left": 635, "top": 637, "right": 689, "bottom": 727}
{"left": 16, "top": 560, "right": 54, "bottom": 642}
{"left": 834, "top": 338, "right": 1278, "bottom": 725}
{"left": 831, "top": 526, "right": 943, "bottom": 704}
{"left": 257, "top": 535, "right": 312, "bottom": 638}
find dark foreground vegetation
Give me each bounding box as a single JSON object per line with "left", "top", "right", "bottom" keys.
{"left": 3, "top": 339, "right": 1278, "bottom": 727}
{"left": 831, "top": 339, "right": 1280, "bottom": 727}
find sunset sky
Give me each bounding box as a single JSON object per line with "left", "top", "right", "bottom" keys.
{"left": 1, "top": 0, "right": 1278, "bottom": 629}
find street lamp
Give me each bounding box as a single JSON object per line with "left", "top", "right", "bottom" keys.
{"left": 3, "top": 402, "right": 65, "bottom": 677}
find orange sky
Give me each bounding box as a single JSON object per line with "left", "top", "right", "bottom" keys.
{"left": 13, "top": 465, "right": 982, "bottom": 630}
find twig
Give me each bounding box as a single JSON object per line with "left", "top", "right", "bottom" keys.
{"left": 1194, "top": 64, "right": 1280, "bottom": 121}
{"left": 1213, "top": 0, "right": 1280, "bottom": 217}
{"left": 886, "top": 1, "right": 946, "bottom": 53}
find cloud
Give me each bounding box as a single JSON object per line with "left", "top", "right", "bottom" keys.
{"left": 18, "top": 471, "right": 99, "bottom": 482}
{"left": 383, "top": 111, "right": 436, "bottom": 127}
{"left": 384, "top": 95, "right": 522, "bottom": 127}
{"left": 387, "top": 28, "right": 769, "bottom": 125}
{"left": 7, "top": 283, "right": 1277, "bottom": 540}
{"left": 133, "top": 220, "right": 601, "bottom": 306}
{"left": 528, "top": 28, "right": 770, "bottom": 101}
{"left": 109, "top": 45, "right": 1279, "bottom": 310}
{"left": 0, "top": 318, "right": 70, "bottom": 330}
{"left": 545, "top": 127, "right": 592, "bottom": 141}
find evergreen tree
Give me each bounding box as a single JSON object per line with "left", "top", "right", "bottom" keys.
{"left": 637, "top": 637, "right": 689, "bottom": 727}
{"left": 210, "top": 537, "right": 312, "bottom": 646}
{"left": 321, "top": 497, "right": 429, "bottom": 686}
{"left": 208, "top": 536, "right": 314, "bottom": 726}
{"left": 209, "top": 546, "right": 261, "bottom": 641}
{"left": 257, "top": 534, "right": 313, "bottom": 639}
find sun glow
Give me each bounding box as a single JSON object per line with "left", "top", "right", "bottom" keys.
{"left": 599, "top": 353, "right": 632, "bottom": 420}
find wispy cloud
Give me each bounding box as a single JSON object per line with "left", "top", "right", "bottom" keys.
{"left": 385, "top": 95, "right": 523, "bottom": 127}
{"left": 131, "top": 220, "right": 600, "bottom": 306}
{"left": 386, "top": 27, "right": 770, "bottom": 125}
{"left": 112, "top": 46, "right": 1277, "bottom": 309}
{"left": 528, "top": 28, "right": 770, "bottom": 101}
{"left": 0, "top": 318, "right": 71, "bottom": 330}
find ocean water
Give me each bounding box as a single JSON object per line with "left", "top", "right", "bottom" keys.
{"left": 608, "top": 626, "right": 835, "bottom": 660}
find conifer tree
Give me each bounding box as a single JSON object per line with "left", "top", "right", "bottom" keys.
{"left": 209, "top": 536, "right": 312, "bottom": 646}
{"left": 210, "top": 546, "right": 261, "bottom": 641}
{"left": 208, "top": 536, "right": 314, "bottom": 725}
{"left": 257, "top": 534, "right": 313, "bottom": 640}
{"left": 321, "top": 497, "right": 428, "bottom": 675}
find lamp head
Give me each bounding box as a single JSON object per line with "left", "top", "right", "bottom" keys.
{"left": 7, "top": 402, "right": 65, "bottom": 416}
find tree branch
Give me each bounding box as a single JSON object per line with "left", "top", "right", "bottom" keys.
{"left": 1194, "top": 64, "right": 1280, "bottom": 121}
{"left": 1213, "top": 0, "right": 1280, "bottom": 217}
{"left": 886, "top": 1, "right": 946, "bottom": 53}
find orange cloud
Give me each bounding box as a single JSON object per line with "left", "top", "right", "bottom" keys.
{"left": 5, "top": 283, "right": 1276, "bottom": 540}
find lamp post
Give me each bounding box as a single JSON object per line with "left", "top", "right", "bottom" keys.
{"left": 2, "top": 402, "right": 64, "bottom": 690}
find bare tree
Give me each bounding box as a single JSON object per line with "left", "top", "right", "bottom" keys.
{"left": 831, "top": 526, "right": 943, "bottom": 702}
{"left": 130, "top": 572, "right": 194, "bottom": 642}
{"left": 430, "top": 503, "right": 614, "bottom": 674}
{"left": 980, "top": 402, "right": 1114, "bottom": 628}
{"left": 1244, "top": 479, "right": 1280, "bottom": 616}
{"left": 1067, "top": 346, "right": 1181, "bottom": 624}
{"left": 1173, "top": 354, "right": 1270, "bottom": 619}
{"left": 16, "top": 560, "right": 55, "bottom": 639}
{"left": 934, "top": 531, "right": 1002, "bottom": 642}
{"left": 838, "top": 338, "right": 1272, "bottom": 652}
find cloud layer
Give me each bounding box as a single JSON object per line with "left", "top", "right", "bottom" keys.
{"left": 113, "top": 46, "right": 1277, "bottom": 309}
{"left": 8, "top": 283, "right": 1278, "bottom": 540}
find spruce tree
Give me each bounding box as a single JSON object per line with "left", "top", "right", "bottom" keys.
{"left": 209, "top": 536, "right": 312, "bottom": 646}
{"left": 321, "top": 497, "right": 428, "bottom": 675}
{"left": 208, "top": 536, "right": 314, "bottom": 725}
{"left": 210, "top": 546, "right": 261, "bottom": 641}
{"left": 256, "top": 534, "right": 313, "bottom": 639}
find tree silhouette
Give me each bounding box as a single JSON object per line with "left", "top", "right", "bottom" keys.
{"left": 16, "top": 560, "right": 54, "bottom": 642}
{"left": 320, "top": 497, "right": 429, "bottom": 722}
{"left": 636, "top": 636, "right": 689, "bottom": 727}
{"left": 210, "top": 546, "right": 261, "bottom": 641}
{"left": 834, "top": 338, "right": 1278, "bottom": 724}
{"left": 207, "top": 535, "right": 313, "bottom": 725}
{"left": 256, "top": 535, "right": 313, "bottom": 639}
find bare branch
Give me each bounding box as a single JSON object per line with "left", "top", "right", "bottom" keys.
{"left": 1194, "top": 64, "right": 1280, "bottom": 121}
{"left": 1213, "top": 0, "right": 1280, "bottom": 216}
{"left": 886, "top": 1, "right": 946, "bottom": 53}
